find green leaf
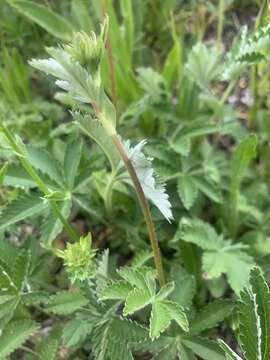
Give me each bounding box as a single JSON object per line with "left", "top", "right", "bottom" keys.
{"left": 101, "top": 281, "right": 133, "bottom": 301}
{"left": 186, "top": 43, "right": 221, "bottom": 89}
{"left": 249, "top": 267, "right": 270, "bottom": 360}
{"left": 76, "top": 114, "right": 120, "bottom": 172}
{"left": 95, "top": 249, "right": 110, "bottom": 296}
{"left": 124, "top": 288, "right": 152, "bottom": 315}
{"left": 131, "top": 250, "right": 153, "bottom": 269}
{"left": 62, "top": 316, "right": 93, "bottom": 348}
{"left": 64, "top": 138, "right": 82, "bottom": 190}
{"left": 93, "top": 318, "right": 147, "bottom": 360}
{"left": 21, "top": 291, "right": 50, "bottom": 305}
{"left": 0, "top": 264, "right": 16, "bottom": 294}
{"left": 179, "top": 217, "right": 222, "bottom": 251}
{"left": 46, "top": 291, "right": 89, "bottom": 315}
{"left": 189, "top": 300, "right": 234, "bottom": 334}
{"left": 223, "top": 24, "right": 270, "bottom": 80}
{"left": 183, "top": 337, "right": 225, "bottom": 360}
{"left": 179, "top": 218, "right": 253, "bottom": 294}
{"left": 192, "top": 176, "right": 222, "bottom": 203}
{"left": 231, "top": 135, "right": 257, "bottom": 193}
{"left": 0, "top": 295, "right": 19, "bottom": 324}
{"left": 177, "top": 175, "right": 198, "bottom": 209}
{"left": 41, "top": 200, "right": 72, "bottom": 248}
{"left": 161, "top": 300, "right": 189, "bottom": 332}
{"left": 117, "top": 267, "right": 150, "bottom": 290}
{"left": 155, "top": 282, "right": 175, "bottom": 301}
{"left": 169, "top": 266, "right": 196, "bottom": 307}
{"left": 39, "top": 339, "right": 59, "bottom": 360}
{"left": 150, "top": 300, "right": 188, "bottom": 339}
{"left": 71, "top": 0, "right": 94, "bottom": 32}
{"left": 0, "top": 320, "right": 39, "bottom": 359}
{"left": 203, "top": 248, "right": 253, "bottom": 295}
{"left": 27, "top": 147, "right": 63, "bottom": 186}
{"left": 150, "top": 301, "right": 172, "bottom": 339}
{"left": 11, "top": 249, "right": 31, "bottom": 291}
{"left": 0, "top": 162, "right": 8, "bottom": 186}
{"left": 229, "top": 135, "right": 257, "bottom": 237}
{"left": 4, "top": 164, "right": 36, "bottom": 188}
{"left": 102, "top": 266, "right": 189, "bottom": 339}
{"left": 7, "top": 0, "right": 74, "bottom": 41}
{"left": 0, "top": 193, "right": 48, "bottom": 231}
{"left": 238, "top": 267, "right": 270, "bottom": 360}
{"left": 218, "top": 340, "right": 243, "bottom": 360}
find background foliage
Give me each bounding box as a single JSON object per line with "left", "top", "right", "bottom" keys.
{"left": 1, "top": 0, "right": 270, "bottom": 359}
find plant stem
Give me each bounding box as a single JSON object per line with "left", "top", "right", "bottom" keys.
{"left": 90, "top": 100, "right": 165, "bottom": 286}
{"left": 211, "top": 79, "right": 237, "bottom": 122}
{"left": 111, "top": 134, "right": 165, "bottom": 287}
{"left": 21, "top": 345, "right": 39, "bottom": 357}
{"left": 0, "top": 124, "right": 79, "bottom": 242}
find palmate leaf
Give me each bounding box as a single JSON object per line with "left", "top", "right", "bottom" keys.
{"left": 0, "top": 319, "right": 39, "bottom": 359}
{"left": 101, "top": 267, "right": 188, "bottom": 339}
{"left": 136, "top": 67, "right": 168, "bottom": 104}
{"left": 203, "top": 248, "right": 253, "bottom": 295}
{"left": 0, "top": 193, "right": 48, "bottom": 231}
{"left": 177, "top": 218, "right": 254, "bottom": 294}
{"left": 176, "top": 157, "right": 221, "bottom": 210}
{"left": 186, "top": 43, "right": 221, "bottom": 89}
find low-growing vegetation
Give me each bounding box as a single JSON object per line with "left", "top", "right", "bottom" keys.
{"left": 1, "top": 1, "right": 270, "bottom": 359}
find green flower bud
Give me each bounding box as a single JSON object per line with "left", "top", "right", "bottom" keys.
{"left": 56, "top": 233, "right": 97, "bottom": 283}
{"left": 65, "top": 17, "right": 108, "bottom": 74}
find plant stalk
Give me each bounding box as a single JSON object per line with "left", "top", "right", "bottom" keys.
{"left": 111, "top": 134, "right": 166, "bottom": 287}
{"left": 90, "top": 99, "right": 166, "bottom": 286}
{"left": 0, "top": 124, "right": 79, "bottom": 242}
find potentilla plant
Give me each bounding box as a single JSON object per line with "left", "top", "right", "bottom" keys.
{"left": 28, "top": 17, "right": 192, "bottom": 343}
{"left": 30, "top": 18, "right": 172, "bottom": 288}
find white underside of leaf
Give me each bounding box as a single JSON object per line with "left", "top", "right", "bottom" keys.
{"left": 123, "top": 139, "right": 173, "bottom": 222}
